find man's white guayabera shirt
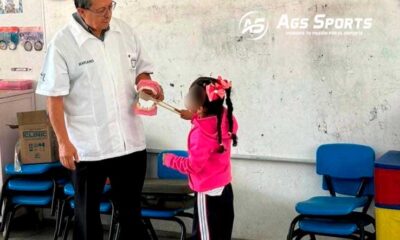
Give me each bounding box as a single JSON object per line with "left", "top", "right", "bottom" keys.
{"left": 36, "top": 16, "right": 154, "bottom": 161}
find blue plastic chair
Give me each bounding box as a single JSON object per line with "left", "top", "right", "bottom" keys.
{"left": 2, "top": 162, "right": 66, "bottom": 216}
{"left": 55, "top": 183, "right": 116, "bottom": 240}
{"left": 5, "top": 162, "right": 61, "bottom": 176}
{"left": 287, "top": 144, "right": 376, "bottom": 240}
{"left": 138, "top": 150, "right": 194, "bottom": 240}
{"left": 0, "top": 162, "right": 64, "bottom": 240}
{"left": 58, "top": 183, "right": 157, "bottom": 240}
{"left": 157, "top": 150, "right": 188, "bottom": 180}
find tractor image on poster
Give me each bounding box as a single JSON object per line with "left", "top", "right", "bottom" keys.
{"left": 19, "top": 27, "right": 44, "bottom": 51}
{"left": 0, "top": 26, "right": 43, "bottom": 51}
{"left": 0, "top": 27, "right": 20, "bottom": 50}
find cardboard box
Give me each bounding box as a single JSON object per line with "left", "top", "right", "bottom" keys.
{"left": 17, "top": 110, "right": 58, "bottom": 164}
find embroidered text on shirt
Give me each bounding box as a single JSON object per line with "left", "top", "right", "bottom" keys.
{"left": 78, "top": 59, "right": 95, "bottom": 66}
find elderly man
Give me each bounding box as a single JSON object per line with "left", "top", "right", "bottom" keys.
{"left": 36, "top": 0, "right": 163, "bottom": 239}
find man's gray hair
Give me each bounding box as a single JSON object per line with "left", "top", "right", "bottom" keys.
{"left": 74, "top": 0, "right": 92, "bottom": 9}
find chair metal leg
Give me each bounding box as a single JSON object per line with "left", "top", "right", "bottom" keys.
{"left": 360, "top": 229, "right": 366, "bottom": 240}
{"left": 58, "top": 198, "right": 70, "bottom": 238}
{"left": 370, "top": 231, "right": 376, "bottom": 240}
{"left": 52, "top": 201, "right": 59, "bottom": 240}
{"left": 366, "top": 232, "right": 376, "bottom": 240}
{"left": 287, "top": 215, "right": 303, "bottom": 240}
{"left": 0, "top": 198, "right": 10, "bottom": 232}
{"left": 361, "top": 215, "right": 376, "bottom": 240}
{"left": 366, "top": 215, "right": 376, "bottom": 231}
{"left": 294, "top": 231, "right": 308, "bottom": 240}
{"left": 309, "top": 234, "right": 316, "bottom": 240}
{"left": 58, "top": 197, "right": 73, "bottom": 237}
{"left": 0, "top": 178, "right": 11, "bottom": 218}
{"left": 50, "top": 179, "right": 57, "bottom": 216}
{"left": 2, "top": 212, "right": 11, "bottom": 238}
{"left": 358, "top": 221, "right": 366, "bottom": 240}
{"left": 114, "top": 223, "right": 120, "bottom": 240}
{"left": 2, "top": 213, "right": 11, "bottom": 239}
{"left": 62, "top": 215, "right": 72, "bottom": 240}
{"left": 144, "top": 218, "right": 158, "bottom": 240}
{"left": 3, "top": 206, "right": 17, "bottom": 240}
{"left": 108, "top": 206, "right": 117, "bottom": 240}
{"left": 171, "top": 217, "right": 186, "bottom": 240}
{"left": 53, "top": 199, "right": 64, "bottom": 240}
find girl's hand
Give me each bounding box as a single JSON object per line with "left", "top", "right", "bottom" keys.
{"left": 179, "top": 109, "right": 194, "bottom": 120}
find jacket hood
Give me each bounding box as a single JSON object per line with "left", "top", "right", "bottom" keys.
{"left": 192, "top": 108, "right": 238, "bottom": 140}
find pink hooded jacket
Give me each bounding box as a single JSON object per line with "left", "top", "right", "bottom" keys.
{"left": 164, "top": 108, "right": 239, "bottom": 192}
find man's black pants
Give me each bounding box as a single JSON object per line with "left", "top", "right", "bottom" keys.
{"left": 72, "top": 149, "right": 149, "bottom": 240}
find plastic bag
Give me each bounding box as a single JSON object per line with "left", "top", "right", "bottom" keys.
{"left": 14, "top": 141, "right": 22, "bottom": 172}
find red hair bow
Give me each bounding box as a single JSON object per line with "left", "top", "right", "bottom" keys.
{"left": 206, "top": 83, "right": 225, "bottom": 102}
{"left": 205, "top": 76, "right": 232, "bottom": 102}
{"left": 217, "top": 76, "right": 232, "bottom": 90}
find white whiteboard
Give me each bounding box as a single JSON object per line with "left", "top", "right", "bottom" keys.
{"left": 40, "top": 0, "right": 400, "bottom": 162}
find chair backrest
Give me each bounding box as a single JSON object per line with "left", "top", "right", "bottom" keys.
{"left": 157, "top": 150, "right": 188, "bottom": 180}
{"left": 316, "top": 143, "right": 375, "bottom": 196}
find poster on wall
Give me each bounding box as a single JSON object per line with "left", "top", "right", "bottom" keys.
{"left": 0, "top": 27, "right": 44, "bottom": 51}
{"left": 0, "top": 0, "right": 24, "bottom": 14}
{"left": 0, "top": 0, "right": 45, "bottom": 81}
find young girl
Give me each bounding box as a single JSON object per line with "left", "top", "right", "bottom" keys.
{"left": 163, "top": 76, "right": 238, "bottom": 240}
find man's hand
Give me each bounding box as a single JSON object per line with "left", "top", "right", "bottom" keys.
{"left": 179, "top": 109, "right": 194, "bottom": 120}
{"left": 47, "top": 96, "right": 78, "bottom": 171}
{"left": 59, "top": 140, "right": 79, "bottom": 170}
{"left": 143, "top": 87, "right": 164, "bottom": 102}
{"left": 136, "top": 73, "right": 164, "bottom": 101}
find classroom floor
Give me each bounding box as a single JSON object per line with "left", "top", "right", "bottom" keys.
{"left": 0, "top": 211, "right": 184, "bottom": 240}
{"left": 2, "top": 226, "right": 185, "bottom": 240}
{"left": 1, "top": 219, "right": 188, "bottom": 240}
{"left": 0, "top": 213, "right": 244, "bottom": 240}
